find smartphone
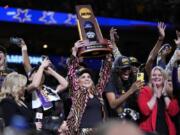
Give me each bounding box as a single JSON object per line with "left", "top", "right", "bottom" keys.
{"left": 137, "top": 72, "right": 144, "bottom": 81}
{"left": 9, "top": 37, "right": 22, "bottom": 47}
{"left": 41, "top": 55, "right": 49, "bottom": 61}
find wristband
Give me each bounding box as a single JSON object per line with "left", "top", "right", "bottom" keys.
{"left": 22, "top": 45, "right": 27, "bottom": 51}
{"left": 163, "top": 94, "right": 169, "bottom": 98}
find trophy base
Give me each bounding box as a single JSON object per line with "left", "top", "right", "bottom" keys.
{"left": 78, "top": 42, "right": 111, "bottom": 58}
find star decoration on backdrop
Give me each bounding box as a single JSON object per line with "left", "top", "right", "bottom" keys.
{"left": 39, "top": 11, "right": 57, "bottom": 24}
{"left": 13, "top": 9, "right": 32, "bottom": 22}
{"left": 64, "top": 13, "right": 77, "bottom": 25}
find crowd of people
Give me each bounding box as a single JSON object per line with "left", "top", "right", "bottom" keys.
{"left": 0, "top": 22, "right": 180, "bottom": 135}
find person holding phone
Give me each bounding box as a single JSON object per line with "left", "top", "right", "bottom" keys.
{"left": 137, "top": 72, "right": 144, "bottom": 82}
{"left": 104, "top": 55, "right": 144, "bottom": 121}
{"left": 27, "top": 57, "right": 68, "bottom": 134}
{"left": 14, "top": 38, "right": 68, "bottom": 134}
{"left": 137, "top": 66, "right": 179, "bottom": 135}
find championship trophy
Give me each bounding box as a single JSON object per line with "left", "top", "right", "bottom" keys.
{"left": 76, "top": 5, "right": 112, "bottom": 57}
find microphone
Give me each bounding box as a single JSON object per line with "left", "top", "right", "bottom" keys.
{"left": 35, "top": 112, "right": 43, "bottom": 131}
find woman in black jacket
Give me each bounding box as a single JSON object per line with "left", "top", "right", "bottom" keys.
{"left": 0, "top": 72, "right": 36, "bottom": 131}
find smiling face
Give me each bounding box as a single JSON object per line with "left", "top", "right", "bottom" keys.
{"left": 78, "top": 73, "right": 93, "bottom": 89}
{"left": 0, "top": 51, "right": 5, "bottom": 68}
{"left": 151, "top": 68, "right": 164, "bottom": 88}
{"left": 119, "top": 67, "right": 131, "bottom": 81}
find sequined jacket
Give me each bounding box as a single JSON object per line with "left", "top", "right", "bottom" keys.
{"left": 64, "top": 55, "right": 112, "bottom": 135}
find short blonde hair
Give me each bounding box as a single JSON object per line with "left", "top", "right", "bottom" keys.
{"left": 0, "top": 72, "right": 27, "bottom": 102}
{"left": 149, "top": 66, "right": 168, "bottom": 87}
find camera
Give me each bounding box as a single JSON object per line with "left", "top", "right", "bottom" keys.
{"left": 9, "top": 37, "right": 22, "bottom": 46}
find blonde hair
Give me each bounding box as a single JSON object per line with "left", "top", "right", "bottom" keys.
{"left": 0, "top": 72, "right": 27, "bottom": 104}
{"left": 149, "top": 66, "right": 168, "bottom": 88}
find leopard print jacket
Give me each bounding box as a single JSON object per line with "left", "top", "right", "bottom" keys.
{"left": 63, "top": 55, "right": 112, "bottom": 135}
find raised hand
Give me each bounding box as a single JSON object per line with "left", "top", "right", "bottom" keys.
{"left": 157, "top": 22, "right": 166, "bottom": 39}
{"left": 72, "top": 40, "right": 89, "bottom": 57}
{"left": 174, "top": 30, "right": 180, "bottom": 47}
{"left": 44, "top": 66, "right": 53, "bottom": 75}
{"left": 110, "top": 27, "right": 119, "bottom": 43}
{"left": 40, "top": 57, "right": 51, "bottom": 69}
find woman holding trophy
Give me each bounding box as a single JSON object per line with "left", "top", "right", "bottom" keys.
{"left": 58, "top": 40, "right": 112, "bottom": 135}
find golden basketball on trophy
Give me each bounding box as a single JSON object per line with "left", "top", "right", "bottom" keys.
{"left": 76, "top": 5, "right": 112, "bottom": 57}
